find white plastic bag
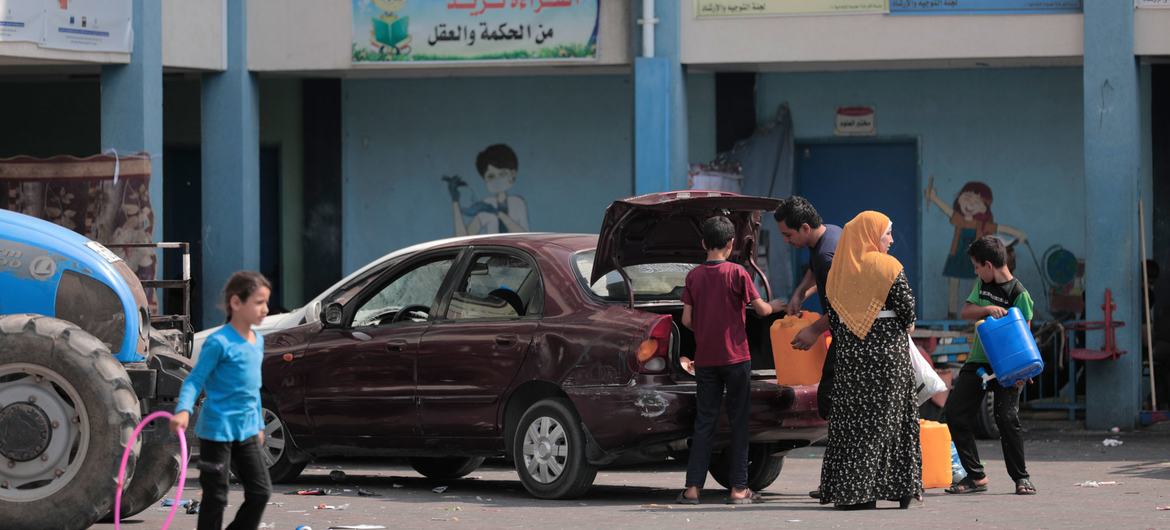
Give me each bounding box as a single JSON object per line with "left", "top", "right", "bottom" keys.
{"left": 909, "top": 336, "right": 947, "bottom": 406}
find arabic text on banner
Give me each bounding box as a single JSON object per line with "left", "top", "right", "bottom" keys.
{"left": 0, "top": 0, "right": 44, "bottom": 44}
{"left": 889, "top": 0, "right": 1082, "bottom": 14}
{"left": 39, "top": 0, "right": 133, "bottom": 53}
{"left": 352, "top": 0, "right": 599, "bottom": 63}
{"left": 694, "top": 0, "right": 889, "bottom": 17}
{"left": 1136, "top": 0, "right": 1170, "bottom": 8}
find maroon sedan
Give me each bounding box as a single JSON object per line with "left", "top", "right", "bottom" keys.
{"left": 259, "top": 192, "right": 826, "bottom": 499}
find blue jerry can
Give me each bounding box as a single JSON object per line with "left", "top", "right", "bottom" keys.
{"left": 976, "top": 307, "right": 1044, "bottom": 386}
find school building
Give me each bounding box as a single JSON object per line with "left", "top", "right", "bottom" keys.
{"left": 0, "top": 0, "right": 1166, "bottom": 429}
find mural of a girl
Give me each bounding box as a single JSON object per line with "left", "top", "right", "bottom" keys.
{"left": 926, "top": 178, "right": 1027, "bottom": 317}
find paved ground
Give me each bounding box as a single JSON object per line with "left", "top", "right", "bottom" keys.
{"left": 96, "top": 420, "right": 1170, "bottom": 529}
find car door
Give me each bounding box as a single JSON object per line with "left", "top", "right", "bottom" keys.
{"left": 301, "top": 250, "right": 460, "bottom": 445}
{"left": 416, "top": 248, "right": 542, "bottom": 440}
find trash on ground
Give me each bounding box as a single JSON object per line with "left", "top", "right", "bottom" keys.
{"left": 327, "top": 525, "right": 388, "bottom": 530}
{"left": 392, "top": 483, "right": 405, "bottom": 488}
{"left": 1074, "top": 481, "right": 1120, "bottom": 487}
{"left": 432, "top": 486, "right": 449, "bottom": 493}
{"left": 1157, "top": 505, "right": 1170, "bottom": 511}
{"left": 330, "top": 469, "right": 348, "bottom": 482}
{"left": 160, "top": 498, "right": 194, "bottom": 507}
{"left": 1110, "top": 426, "right": 1120, "bottom": 433}
{"left": 1102, "top": 438, "right": 1124, "bottom": 447}
{"left": 259, "top": 523, "right": 275, "bottom": 529}
{"left": 357, "top": 487, "right": 382, "bottom": 497}
{"left": 290, "top": 488, "right": 334, "bottom": 495}
{"left": 266, "top": 501, "right": 285, "bottom": 506}
{"left": 315, "top": 503, "right": 350, "bottom": 510}
{"left": 185, "top": 500, "right": 201, "bottom": 515}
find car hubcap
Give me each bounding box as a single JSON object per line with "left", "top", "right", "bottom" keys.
{"left": 522, "top": 416, "right": 568, "bottom": 484}
{"left": 260, "top": 407, "right": 286, "bottom": 468}
{"left": 0, "top": 363, "right": 88, "bottom": 502}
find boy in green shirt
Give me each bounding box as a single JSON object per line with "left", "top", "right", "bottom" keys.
{"left": 944, "top": 236, "right": 1038, "bottom": 496}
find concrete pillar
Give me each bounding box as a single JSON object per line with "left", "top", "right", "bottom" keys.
{"left": 634, "top": 0, "right": 688, "bottom": 194}
{"left": 100, "top": 0, "right": 162, "bottom": 242}
{"left": 200, "top": 0, "right": 260, "bottom": 326}
{"left": 1083, "top": 2, "right": 1143, "bottom": 429}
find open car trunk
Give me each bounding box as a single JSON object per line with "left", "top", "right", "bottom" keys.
{"left": 635, "top": 304, "right": 786, "bottom": 380}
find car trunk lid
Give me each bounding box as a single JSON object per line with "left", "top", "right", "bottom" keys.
{"left": 590, "top": 191, "right": 781, "bottom": 305}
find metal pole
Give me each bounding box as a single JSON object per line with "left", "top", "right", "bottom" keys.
{"left": 1140, "top": 199, "right": 1157, "bottom": 409}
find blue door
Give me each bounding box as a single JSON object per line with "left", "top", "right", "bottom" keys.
{"left": 794, "top": 141, "right": 920, "bottom": 313}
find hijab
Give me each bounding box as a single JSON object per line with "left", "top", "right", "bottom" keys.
{"left": 825, "top": 210, "right": 904, "bottom": 340}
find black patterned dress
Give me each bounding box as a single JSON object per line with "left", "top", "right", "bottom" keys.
{"left": 820, "top": 271, "right": 923, "bottom": 506}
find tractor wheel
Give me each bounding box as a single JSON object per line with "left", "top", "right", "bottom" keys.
{"left": 0, "top": 315, "right": 140, "bottom": 530}
{"left": 101, "top": 344, "right": 192, "bottom": 521}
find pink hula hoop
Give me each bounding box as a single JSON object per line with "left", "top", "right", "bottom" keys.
{"left": 114, "top": 410, "right": 190, "bottom": 530}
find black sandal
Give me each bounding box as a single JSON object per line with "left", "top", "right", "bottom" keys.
{"left": 1015, "top": 478, "right": 1037, "bottom": 495}
{"left": 945, "top": 477, "right": 988, "bottom": 494}
{"left": 675, "top": 491, "right": 700, "bottom": 504}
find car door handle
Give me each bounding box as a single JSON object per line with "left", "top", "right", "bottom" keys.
{"left": 495, "top": 334, "right": 518, "bottom": 347}
{"left": 386, "top": 340, "right": 408, "bottom": 352}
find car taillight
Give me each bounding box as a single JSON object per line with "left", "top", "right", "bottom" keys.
{"left": 636, "top": 315, "right": 673, "bottom": 373}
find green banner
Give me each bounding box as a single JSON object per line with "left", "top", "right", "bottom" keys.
{"left": 352, "top": 0, "right": 599, "bottom": 63}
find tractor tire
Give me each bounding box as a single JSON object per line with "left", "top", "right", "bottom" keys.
{"left": 101, "top": 344, "right": 192, "bottom": 521}
{"left": 709, "top": 443, "right": 786, "bottom": 492}
{"left": 0, "top": 315, "right": 141, "bottom": 530}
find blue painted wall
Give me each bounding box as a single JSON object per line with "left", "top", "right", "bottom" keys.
{"left": 753, "top": 67, "right": 1085, "bottom": 319}
{"left": 341, "top": 75, "right": 633, "bottom": 273}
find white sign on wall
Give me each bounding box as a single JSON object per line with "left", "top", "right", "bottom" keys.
{"left": 0, "top": 0, "right": 44, "bottom": 44}
{"left": 835, "top": 106, "right": 876, "bottom": 136}
{"left": 1136, "top": 0, "right": 1170, "bottom": 7}
{"left": 40, "top": 0, "right": 132, "bottom": 53}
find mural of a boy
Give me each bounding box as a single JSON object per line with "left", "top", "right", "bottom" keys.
{"left": 926, "top": 177, "right": 1027, "bottom": 317}
{"left": 445, "top": 143, "right": 529, "bottom": 236}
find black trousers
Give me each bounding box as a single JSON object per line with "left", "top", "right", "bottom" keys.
{"left": 945, "top": 363, "right": 1029, "bottom": 482}
{"left": 685, "top": 360, "right": 752, "bottom": 490}
{"left": 197, "top": 435, "right": 272, "bottom": 530}
{"left": 817, "top": 341, "right": 837, "bottom": 420}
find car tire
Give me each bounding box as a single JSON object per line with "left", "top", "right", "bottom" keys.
{"left": 260, "top": 394, "right": 308, "bottom": 483}
{"left": 511, "top": 398, "right": 597, "bottom": 499}
{"left": 709, "top": 443, "right": 786, "bottom": 492}
{"left": 409, "top": 456, "right": 486, "bottom": 480}
{"left": 0, "top": 315, "right": 140, "bottom": 530}
{"left": 975, "top": 392, "right": 999, "bottom": 440}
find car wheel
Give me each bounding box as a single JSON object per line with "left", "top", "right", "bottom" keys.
{"left": 409, "top": 456, "right": 485, "bottom": 480}
{"left": 511, "top": 398, "right": 597, "bottom": 499}
{"left": 974, "top": 392, "right": 999, "bottom": 440}
{"left": 709, "top": 443, "right": 786, "bottom": 492}
{"left": 259, "top": 395, "right": 307, "bottom": 483}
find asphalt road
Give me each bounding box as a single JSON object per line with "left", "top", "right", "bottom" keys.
{"left": 95, "top": 420, "right": 1170, "bottom": 529}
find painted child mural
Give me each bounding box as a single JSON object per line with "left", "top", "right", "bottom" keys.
{"left": 445, "top": 143, "right": 530, "bottom": 236}
{"left": 926, "top": 178, "right": 1027, "bottom": 317}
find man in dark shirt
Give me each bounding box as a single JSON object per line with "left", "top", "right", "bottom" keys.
{"left": 774, "top": 196, "right": 841, "bottom": 500}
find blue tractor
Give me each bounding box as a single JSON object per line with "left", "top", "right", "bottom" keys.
{"left": 0, "top": 208, "right": 192, "bottom": 530}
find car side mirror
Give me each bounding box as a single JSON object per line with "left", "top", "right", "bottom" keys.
{"left": 322, "top": 302, "right": 345, "bottom": 328}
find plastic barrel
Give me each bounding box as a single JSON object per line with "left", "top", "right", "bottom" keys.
{"left": 770, "top": 312, "right": 828, "bottom": 386}
{"left": 920, "top": 419, "right": 953, "bottom": 489}
{"left": 975, "top": 306, "right": 1044, "bottom": 386}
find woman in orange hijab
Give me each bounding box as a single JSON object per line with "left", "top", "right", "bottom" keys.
{"left": 818, "top": 211, "right": 923, "bottom": 510}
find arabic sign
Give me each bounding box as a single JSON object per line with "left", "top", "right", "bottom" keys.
{"left": 352, "top": 0, "right": 598, "bottom": 63}
{"left": 0, "top": 0, "right": 131, "bottom": 52}
{"left": 890, "top": 0, "right": 1081, "bottom": 14}
{"left": 0, "top": 0, "right": 43, "bottom": 44}
{"left": 834, "top": 106, "right": 876, "bottom": 136}
{"left": 695, "top": 0, "right": 888, "bottom": 17}
{"left": 1136, "top": 0, "right": 1170, "bottom": 7}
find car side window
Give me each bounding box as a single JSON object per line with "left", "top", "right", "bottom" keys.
{"left": 446, "top": 252, "right": 539, "bottom": 320}
{"left": 352, "top": 256, "right": 455, "bottom": 327}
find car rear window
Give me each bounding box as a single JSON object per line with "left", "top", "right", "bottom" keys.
{"left": 573, "top": 250, "right": 696, "bottom": 301}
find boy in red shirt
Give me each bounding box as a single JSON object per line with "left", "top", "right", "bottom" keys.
{"left": 677, "top": 216, "right": 781, "bottom": 504}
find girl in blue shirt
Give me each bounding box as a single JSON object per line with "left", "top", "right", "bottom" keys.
{"left": 171, "top": 271, "right": 272, "bottom": 530}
